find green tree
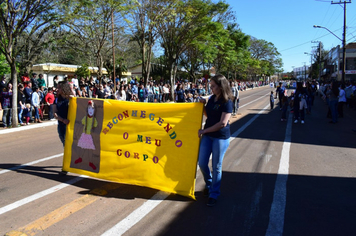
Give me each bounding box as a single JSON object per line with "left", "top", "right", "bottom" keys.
{"left": 0, "top": 0, "right": 63, "bottom": 127}
{"left": 159, "top": 0, "right": 229, "bottom": 98}
{"left": 248, "top": 37, "right": 283, "bottom": 80}
{"left": 65, "top": 0, "right": 126, "bottom": 78}
{"left": 75, "top": 64, "right": 91, "bottom": 78}
{"left": 0, "top": 53, "right": 11, "bottom": 75}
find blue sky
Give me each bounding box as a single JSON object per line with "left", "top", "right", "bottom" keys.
{"left": 225, "top": 0, "right": 356, "bottom": 72}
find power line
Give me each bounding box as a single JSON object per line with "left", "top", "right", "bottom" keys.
{"left": 280, "top": 28, "right": 343, "bottom": 52}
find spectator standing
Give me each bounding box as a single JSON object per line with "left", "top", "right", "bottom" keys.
{"left": 293, "top": 82, "right": 307, "bottom": 124}
{"left": 38, "top": 86, "right": 46, "bottom": 120}
{"left": 96, "top": 84, "right": 108, "bottom": 99}
{"left": 276, "top": 82, "right": 285, "bottom": 110}
{"left": 23, "top": 104, "right": 32, "bottom": 125}
{"left": 281, "top": 96, "right": 288, "bottom": 121}
{"left": 31, "top": 86, "right": 42, "bottom": 123}
{"left": 115, "top": 85, "right": 126, "bottom": 101}
{"left": 71, "top": 75, "right": 79, "bottom": 89}
{"left": 338, "top": 84, "right": 346, "bottom": 118}
{"left": 53, "top": 75, "right": 59, "bottom": 89}
{"left": 0, "top": 83, "right": 13, "bottom": 128}
{"left": 270, "top": 91, "right": 274, "bottom": 110}
{"left": 175, "top": 83, "right": 186, "bottom": 103}
{"left": 31, "top": 73, "right": 39, "bottom": 88}
{"left": 45, "top": 87, "right": 55, "bottom": 120}
{"left": 198, "top": 74, "right": 233, "bottom": 207}
{"left": 21, "top": 73, "right": 30, "bottom": 88}
{"left": 231, "top": 81, "right": 238, "bottom": 116}
{"left": 37, "top": 74, "right": 46, "bottom": 88}
{"left": 126, "top": 84, "right": 132, "bottom": 101}
{"left": 24, "top": 82, "right": 33, "bottom": 122}
{"left": 138, "top": 83, "right": 148, "bottom": 102}
{"left": 17, "top": 84, "right": 26, "bottom": 126}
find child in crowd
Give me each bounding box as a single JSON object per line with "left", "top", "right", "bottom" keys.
{"left": 23, "top": 103, "right": 32, "bottom": 125}
{"left": 270, "top": 91, "right": 274, "bottom": 110}
{"left": 186, "top": 93, "right": 194, "bottom": 102}
{"left": 281, "top": 96, "right": 288, "bottom": 121}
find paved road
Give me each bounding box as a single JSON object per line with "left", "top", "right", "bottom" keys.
{"left": 1, "top": 86, "right": 355, "bottom": 236}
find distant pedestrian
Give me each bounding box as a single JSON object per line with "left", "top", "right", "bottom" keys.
{"left": 276, "top": 82, "right": 285, "bottom": 109}
{"left": 270, "top": 91, "right": 274, "bottom": 110}
{"left": 281, "top": 96, "right": 288, "bottom": 121}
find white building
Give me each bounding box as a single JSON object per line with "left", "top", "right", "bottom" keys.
{"left": 31, "top": 63, "right": 108, "bottom": 87}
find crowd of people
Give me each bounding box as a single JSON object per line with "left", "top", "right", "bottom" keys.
{"left": 0, "top": 72, "right": 266, "bottom": 129}
{"left": 272, "top": 80, "right": 356, "bottom": 125}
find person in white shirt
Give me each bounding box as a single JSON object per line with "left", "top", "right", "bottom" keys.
{"left": 115, "top": 85, "right": 126, "bottom": 101}
{"left": 338, "top": 84, "right": 347, "bottom": 118}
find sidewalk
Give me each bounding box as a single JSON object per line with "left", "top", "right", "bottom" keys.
{"left": 0, "top": 120, "right": 57, "bottom": 135}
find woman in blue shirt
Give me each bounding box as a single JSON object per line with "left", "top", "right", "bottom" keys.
{"left": 198, "top": 74, "right": 233, "bottom": 206}
{"left": 175, "top": 83, "right": 186, "bottom": 102}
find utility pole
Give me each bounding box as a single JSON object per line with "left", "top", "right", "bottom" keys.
{"left": 331, "top": 0, "right": 351, "bottom": 84}
{"left": 112, "top": 8, "right": 116, "bottom": 93}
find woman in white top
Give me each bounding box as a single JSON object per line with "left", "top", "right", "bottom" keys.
{"left": 115, "top": 85, "right": 126, "bottom": 101}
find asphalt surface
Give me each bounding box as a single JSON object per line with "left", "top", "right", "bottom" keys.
{"left": 0, "top": 86, "right": 355, "bottom": 236}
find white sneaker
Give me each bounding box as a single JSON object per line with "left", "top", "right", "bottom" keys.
{"left": 294, "top": 119, "right": 298, "bottom": 123}
{"left": 301, "top": 120, "right": 305, "bottom": 124}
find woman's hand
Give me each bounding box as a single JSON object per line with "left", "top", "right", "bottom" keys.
{"left": 199, "top": 98, "right": 206, "bottom": 105}
{"left": 198, "top": 129, "right": 205, "bottom": 138}
{"left": 62, "top": 119, "right": 70, "bottom": 125}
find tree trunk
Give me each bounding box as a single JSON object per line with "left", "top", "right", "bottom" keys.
{"left": 169, "top": 61, "right": 175, "bottom": 102}
{"left": 11, "top": 62, "right": 18, "bottom": 127}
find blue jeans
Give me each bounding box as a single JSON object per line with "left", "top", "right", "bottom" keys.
{"left": 57, "top": 123, "right": 66, "bottom": 146}
{"left": 2, "top": 107, "right": 12, "bottom": 127}
{"left": 18, "top": 107, "right": 24, "bottom": 124}
{"left": 34, "top": 106, "right": 39, "bottom": 119}
{"left": 198, "top": 135, "right": 230, "bottom": 199}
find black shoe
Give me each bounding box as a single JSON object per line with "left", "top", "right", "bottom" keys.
{"left": 59, "top": 170, "right": 68, "bottom": 176}
{"left": 203, "top": 188, "right": 209, "bottom": 197}
{"left": 207, "top": 198, "right": 217, "bottom": 207}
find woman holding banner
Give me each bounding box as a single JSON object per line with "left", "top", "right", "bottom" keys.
{"left": 198, "top": 74, "right": 233, "bottom": 207}
{"left": 54, "top": 81, "right": 74, "bottom": 175}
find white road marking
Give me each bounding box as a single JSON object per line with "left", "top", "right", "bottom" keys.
{"left": 102, "top": 103, "right": 271, "bottom": 236}
{"left": 101, "top": 191, "right": 170, "bottom": 236}
{"left": 239, "top": 93, "right": 269, "bottom": 109}
{"left": 265, "top": 109, "right": 292, "bottom": 236}
{"left": 0, "top": 176, "right": 84, "bottom": 215}
{"left": 0, "top": 90, "right": 271, "bottom": 234}
{"left": 0, "top": 153, "right": 63, "bottom": 175}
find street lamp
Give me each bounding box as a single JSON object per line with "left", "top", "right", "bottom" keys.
{"left": 313, "top": 24, "right": 346, "bottom": 83}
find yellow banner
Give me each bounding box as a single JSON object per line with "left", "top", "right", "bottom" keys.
{"left": 63, "top": 97, "right": 204, "bottom": 199}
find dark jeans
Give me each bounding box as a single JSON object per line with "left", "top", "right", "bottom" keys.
{"left": 57, "top": 123, "right": 66, "bottom": 146}
{"left": 48, "top": 104, "right": 54, "bottom": 119}
{"left": 2, "top": 107, "right": 12, "bottom": 127}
